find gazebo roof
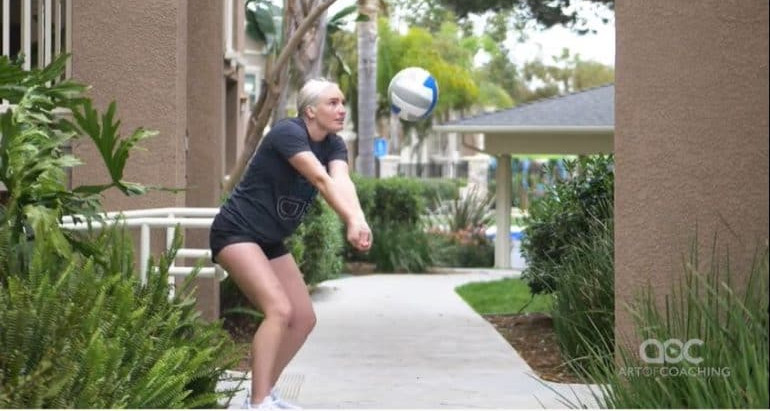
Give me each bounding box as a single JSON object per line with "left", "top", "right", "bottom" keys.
{"left": 433, "top": 84, "right": 614, "bottom": 155}
{"left": 434, "top": 83, "right": 614, "bottom": 132}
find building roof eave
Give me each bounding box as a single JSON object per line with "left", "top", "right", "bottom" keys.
{"left": 432, "top": 124, "right": 614, "bottom": 134}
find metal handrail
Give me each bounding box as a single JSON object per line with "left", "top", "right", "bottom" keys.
{"left": 60, "top": 208, "right": 226, "bottom": 289}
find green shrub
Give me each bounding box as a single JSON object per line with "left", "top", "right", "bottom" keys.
{"left": 418, "top": 179, "right": 462, "bottom": 211}
{"left": 551, "top": 210, "right": 614, "bottom": 374}
{"left": 347, "top": 176, "right": 433, "bottom": 271}
{"left": 521, "top": 155, "right": 614, "bottom": 294}
{"left": 0, "top": 54, "right": 237, "bottom": 408}
{"left": 0, "top": 228, "right": 240, "bottom": 408}
{"left": 367, "top": 222, "right": 433, "bottom": 272}
{"left": 360, "top": 176, "right": 427, "bottom": 225}
{"left": 428, "top": 231, "right": 494, "bottom": 268}
{"left": 287, "top": 197, "right": 344, "bottom": 285}
{"left": 559, "top": 241, "right": 768, "bottom": 409}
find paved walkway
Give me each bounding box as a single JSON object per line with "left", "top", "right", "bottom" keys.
{"left": 219, "top": 270, "right": 599, "bottom": 409}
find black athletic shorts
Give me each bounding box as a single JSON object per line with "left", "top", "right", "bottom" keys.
{"left": 209, "top": 213, "right": 289, "bottom": 263}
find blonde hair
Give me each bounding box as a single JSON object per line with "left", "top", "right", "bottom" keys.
{"left": 297, "top": 78, "right": 338, "bottom": 118}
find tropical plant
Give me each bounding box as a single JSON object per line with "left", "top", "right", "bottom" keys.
{"left": 0, "top": 54, "right": 238, "bottom": 408}
{"left": 246, "top": 0, "right": 283, "bottom": 52}
{"left": 423, "top": 185, "right": 494, "bottom": 268}
{"left": 443, "top": 185, "right": 494, "bottom": 233}
{"left": 0, "top": 54, "right": 154, "bottom": 271}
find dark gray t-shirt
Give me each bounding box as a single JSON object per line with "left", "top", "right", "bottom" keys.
{"left": 219, "top": 117, "right": 348, "bottom": 242}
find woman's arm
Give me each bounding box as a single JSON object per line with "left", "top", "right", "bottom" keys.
{"left": 288, "top": 152, "right": 371, "bottom": 251}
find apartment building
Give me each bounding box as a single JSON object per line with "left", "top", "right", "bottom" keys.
{"left": 2, "top": 0, "right": 249, "bottom": 320}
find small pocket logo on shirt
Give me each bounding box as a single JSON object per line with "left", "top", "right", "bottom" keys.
{"left": 277, "top": 196, "right": 310, "bottom": 220}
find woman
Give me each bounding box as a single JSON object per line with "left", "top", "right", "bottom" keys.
{"left": 210, "top": 78, "right": 372, "bottom": 409}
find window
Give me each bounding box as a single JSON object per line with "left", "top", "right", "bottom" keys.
{"left": 244, "top": 72, "right": 257, "bottom": 108}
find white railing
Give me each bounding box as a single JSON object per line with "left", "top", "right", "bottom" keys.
{"left": 1, "top": 0, "right": 71, "bottom": 74}
{"left": 60, "top": 208, "right": 227, "bottom": 293}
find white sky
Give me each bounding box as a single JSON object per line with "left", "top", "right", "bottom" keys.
{"left": 329, "top": 0, "right": 615, "bottom": 67}
{"left": 499, "top": 2, "right": 615, "bottom": 67}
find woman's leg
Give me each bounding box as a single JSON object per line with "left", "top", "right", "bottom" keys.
{"left": 216, "top": 242, "right": 291, "bottom": 404}
{"left": 268, "top": 254, "right": 316, "bottom": 387}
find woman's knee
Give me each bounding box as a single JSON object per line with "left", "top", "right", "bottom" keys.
{"left": 263, "top": 300, "right": 293, "bottom": 327}
{"left": 292, "top": 307, "right": 317, "bottom": 335}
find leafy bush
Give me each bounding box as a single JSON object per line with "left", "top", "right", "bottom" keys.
{"left": 521, "top": 155, "right": 614, "bottom": 294}
{"left": 353, "top": 175, "right": 427, "bottom": 226}
{"left": 287, "top": 197, "right": 344, "bottom": 285}
{"left": 0, "top": 228, "right": 240, "bottom": 408}
{"left": 419, "top": 178, "right": 462, "bottom": 211}
{"left": 550, "top": 208, "right": 614, "bottom": 374}
{"left": 561, "top": 241, "right": 769, "bottom": 409}
{"left": 0, "top": 55, "right": 237, "bottom": 407}
{"left": 366, "top": 222, "right": 433, "bottom": 272}
{"left": 429, "top": 230, "right": 494, "bottom": 268}
{"left": 347, "top": 176, "right": 433, "bottom": 272}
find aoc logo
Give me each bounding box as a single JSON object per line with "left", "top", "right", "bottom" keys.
{"left": 640, "top": 338, "right": 704, "bottom": 364}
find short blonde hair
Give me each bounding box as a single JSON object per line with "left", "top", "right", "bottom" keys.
{"left": 297, "top": 78, "right": 338, "bottom": 118}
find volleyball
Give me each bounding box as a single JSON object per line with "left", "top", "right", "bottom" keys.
{"left": 388, "top": 67, "right": 439, "bottom": 121}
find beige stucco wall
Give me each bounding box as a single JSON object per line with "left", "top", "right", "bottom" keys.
{"left": 69, "top": 0, "right": 188, "bottom": 210}
{"left": 68, "top": 1, "right": 246, "bottom": 320}
{"left": 615, "top": 1, "right": 769, "bottom": 343}
{"left": 184, "top": 1, "right": 228, "bottom": 322}
{"left": 187, "top": 1, "right": 227, "bottom": 207}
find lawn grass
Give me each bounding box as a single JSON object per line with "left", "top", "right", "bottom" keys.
{"left": 456, "top": 277, "right": 553, "bottom": 314}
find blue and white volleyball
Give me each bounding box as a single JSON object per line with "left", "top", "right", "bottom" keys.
{"left": 388, "top": 67, "right": 439, "bottom": 121}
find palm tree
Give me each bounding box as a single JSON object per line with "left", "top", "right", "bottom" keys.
{"left": 355, "top": 0, "right": 378, "bottom": 177}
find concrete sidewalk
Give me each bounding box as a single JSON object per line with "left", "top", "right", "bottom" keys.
{"left": 219, "top": 270, "right": 599, "bottom": 409}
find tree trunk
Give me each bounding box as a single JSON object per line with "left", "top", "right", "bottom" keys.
{"left": 291, "top": 0, "right": 328, "bottom": 82}
{"left": 272, "top": 0, "right": 328, "bottom": 124}
{"left": 355, "top": 0, "right": 378, "bottom": 177}
{"left": 224, "top": 0, "right": 338, "bottom": 193}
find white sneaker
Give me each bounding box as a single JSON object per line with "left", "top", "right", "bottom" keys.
{"left": 270, "top": 388, "right": 301, "bottom": 409}
{"left": 242, "top": 391, "right": 278, "bottom": 409}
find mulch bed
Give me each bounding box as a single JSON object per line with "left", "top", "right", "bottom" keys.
{"left": 484, "top": 313, "right": 582, "bottom": 383}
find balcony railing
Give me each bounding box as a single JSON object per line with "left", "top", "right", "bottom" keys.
{"left": 395, "top": 161, "right": 469, "bottom": 179}
{"left": 60, "top": 208, "right": 226, "bottom": 297}
{"left": 1, "top": 0, "right": 71, "bottom": 75}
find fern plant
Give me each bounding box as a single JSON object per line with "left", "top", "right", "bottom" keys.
{"left": 0, "top": 227, "right": 240, "bottom": 408}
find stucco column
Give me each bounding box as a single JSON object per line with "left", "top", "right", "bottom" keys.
{"left": 377, "top": 155, "right": 400, "bottom": 178}
{"left": 495, "top": 154, "right": 511, "bottom": 268}
{"left": 464, "top": 154, "right": 490, "bottom": 198}
{"left": 615, "top": 0, "right": 769, "bottom": 346}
